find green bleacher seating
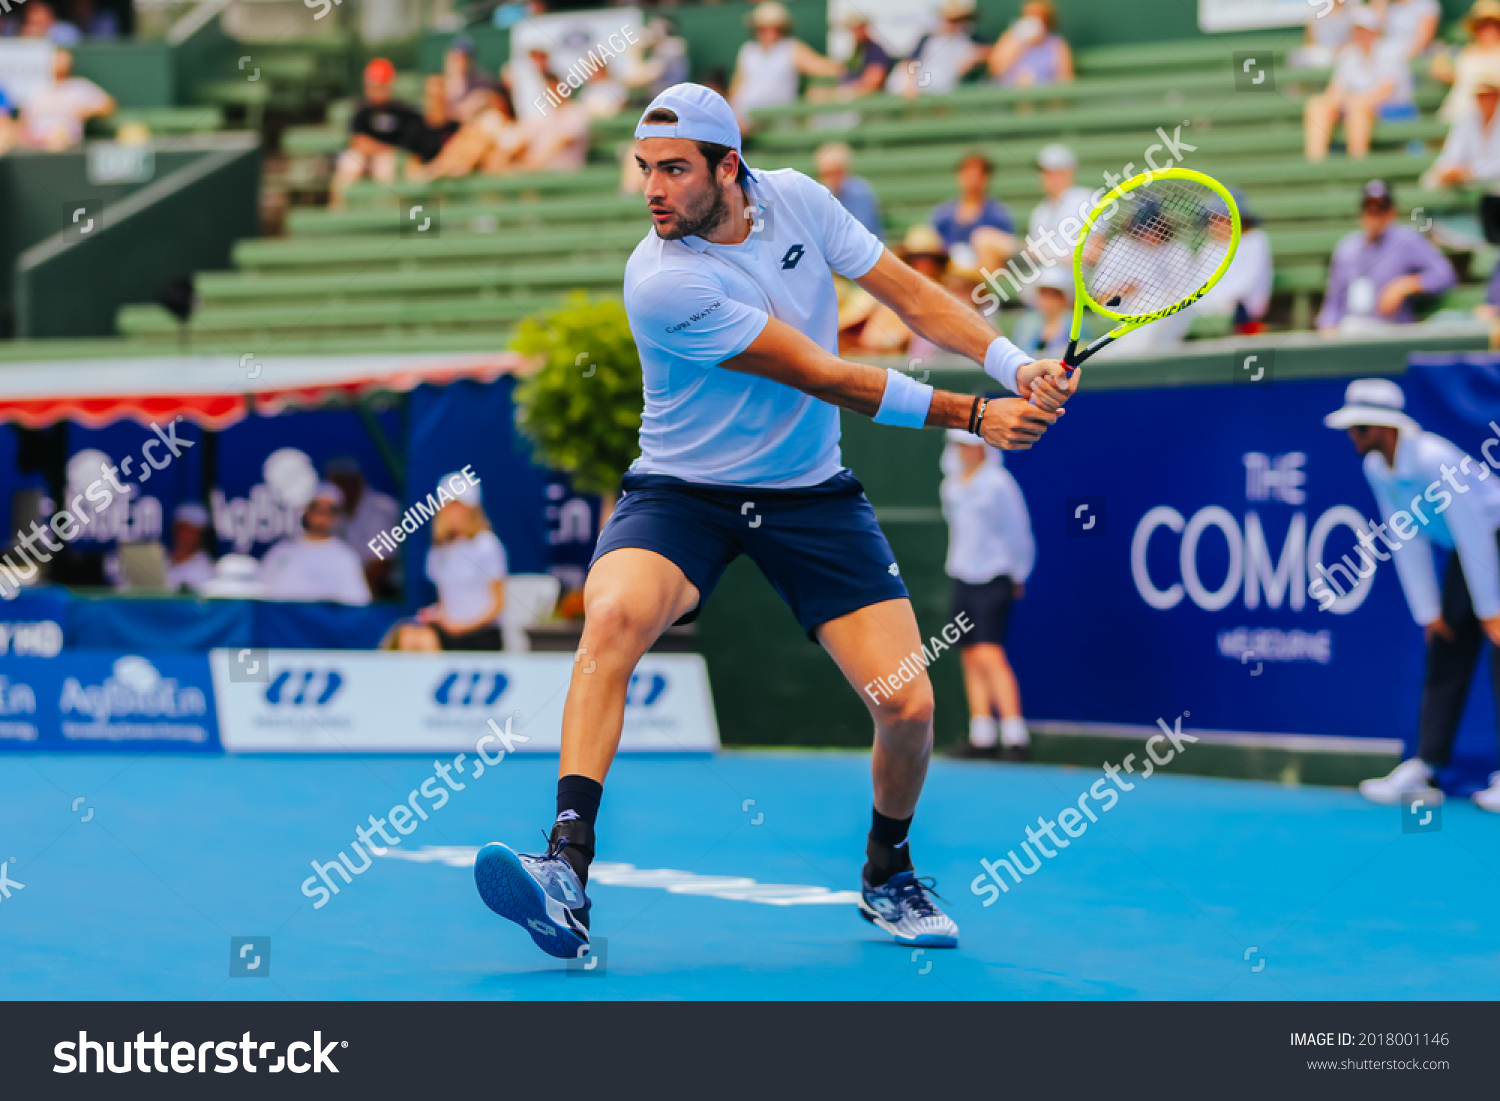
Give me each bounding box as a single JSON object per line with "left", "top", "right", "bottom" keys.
{"left": 106, "top": 31, "right": 1483, "bottom": 349}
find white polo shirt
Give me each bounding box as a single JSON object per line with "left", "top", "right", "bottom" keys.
{"left": 941, "top": 453, "right": 1036, "bottom": 586}
{"left": 623, "top": 167, "right": 886, "bottom": 488}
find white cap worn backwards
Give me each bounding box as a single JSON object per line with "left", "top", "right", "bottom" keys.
{"left": 635, "top": 83, "right": 753, "bottom": 179}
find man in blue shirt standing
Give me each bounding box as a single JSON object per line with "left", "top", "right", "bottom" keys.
{"left": 472, "top": 84, "right": 1077, "bottom": 962}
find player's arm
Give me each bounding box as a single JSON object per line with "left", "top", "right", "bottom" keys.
{"left": 853, "top": 248, "right": 1075, "bottom": 407}
{"left": 718, "top": 316, "right": 1060, "bottom": 450}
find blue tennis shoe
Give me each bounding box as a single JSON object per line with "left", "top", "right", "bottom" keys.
{"left": 858, "top": 870, "right": 960, "bottom": 948}
{"left": 475, "top": 831, "right": 592, "bottom": 961}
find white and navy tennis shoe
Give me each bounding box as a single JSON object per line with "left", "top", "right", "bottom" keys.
{"left": 858, "top": 870, "right": 960, "bottom": 948}
{"left": 475, "top": 834, "right": 592, "bottom": 960}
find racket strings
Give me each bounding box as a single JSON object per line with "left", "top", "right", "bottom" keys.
{"left": 1079, "top": 178, "right": 1234, "bottom": 319}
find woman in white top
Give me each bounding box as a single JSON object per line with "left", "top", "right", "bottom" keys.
{"left": 939, "top": 431, "right": 1036, "bottom": 760}
{"left": 729, "top": 1, "right": 843, "bottom": 128}
{"left": 420, "top": 472, "right": 507, "bottom": 650}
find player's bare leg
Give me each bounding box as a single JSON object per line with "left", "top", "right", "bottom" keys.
{"left": 474, "top": 547, "right": 697, "bottom": 958}
{"left": 818, "top": 598, "right": 959, "bottom": 947}
{"left": 561, "top": 548, "right": 700, "bottom": 781}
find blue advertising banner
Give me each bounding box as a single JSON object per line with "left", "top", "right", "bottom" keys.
{"left": 0, "top": 651, "right": 220, "bottom": 752}
{"left": 1002, "top": 360, "right": 1500, "bottom": 794}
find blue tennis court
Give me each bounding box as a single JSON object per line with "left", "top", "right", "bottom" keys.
{"left": 3, "top": 750, "right": 1496, "bottom": 1000}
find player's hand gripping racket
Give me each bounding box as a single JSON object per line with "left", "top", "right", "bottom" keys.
{"left": 1058, "top": 167, "right": 1241, "bottom": 376}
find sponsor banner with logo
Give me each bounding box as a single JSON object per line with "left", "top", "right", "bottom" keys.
{"left": 209, "top": 649, "right": 719, "bottom": 753}
{"left": 0, "top": 652, "right": 219, "bottom": 751}
{"left": 1004, "top": 360, "right": 1500, "bottom": 790}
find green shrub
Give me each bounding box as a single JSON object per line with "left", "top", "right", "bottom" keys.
{"left": 511, "top": 292, "right": 643, "bottom": 499}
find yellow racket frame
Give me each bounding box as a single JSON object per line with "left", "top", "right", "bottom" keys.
{"left": 1064, "top": 167, "right": 1242, "bottom": 369}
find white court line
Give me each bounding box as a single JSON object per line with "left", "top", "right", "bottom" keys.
{"left": 379, "top": 845, "right": 861, "bottom": 906}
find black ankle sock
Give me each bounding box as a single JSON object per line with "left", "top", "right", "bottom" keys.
{"left": 865, "top": 809, "right": 915, "bottom": 887}
{"left": 554, "top": 775, "right": 602, "bottom": 886}
{"left": 864, "top": 833, "right": 914, "bottom": 887}
{"left": 870, "top": 808, "right": 913, "bottom": 849}
{"left": 556, "top": 774, "right": 603, "bottom": 828}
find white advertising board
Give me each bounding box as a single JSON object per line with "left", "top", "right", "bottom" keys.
{"left": 210, "top": 649, "right": 719, "bottom": 753}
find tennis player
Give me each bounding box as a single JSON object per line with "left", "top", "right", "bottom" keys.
{"left": 475, "top": 83, "right": 1076, "bottom": 959}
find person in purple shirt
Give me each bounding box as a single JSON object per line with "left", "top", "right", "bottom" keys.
{"left": 929, "top": 151, "right": 1018, "bottom": 276}
{"left": 1317, "top": 180, "right": 1456, "bottom": 333}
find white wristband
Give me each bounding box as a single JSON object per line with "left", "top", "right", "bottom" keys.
{"left": 872, "top": 367, "right": 934, "bottom": 428}
{"left": 983, "top": 335, "right": 1031, "bottom": 395}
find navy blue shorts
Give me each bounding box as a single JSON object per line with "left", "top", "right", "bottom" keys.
{"left": 949, "top": 576, "right": 1015, "bottom": 647}
{"left": 590, "top": 470, "right": 909, "bottom": 638}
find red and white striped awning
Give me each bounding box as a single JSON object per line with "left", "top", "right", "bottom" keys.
{"left": 0, "top": 350, "right": 535, "bottom": 430}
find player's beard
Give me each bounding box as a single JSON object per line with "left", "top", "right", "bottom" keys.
{"left": 656, "top": 181, "right": 732, "bottom": 241}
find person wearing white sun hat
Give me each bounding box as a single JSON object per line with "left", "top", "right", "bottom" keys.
{"left": 1323, "top": 378, "right": 1500, "bottom": 812}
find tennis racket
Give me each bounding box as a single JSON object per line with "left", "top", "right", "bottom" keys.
{"left": 1060, "top": 167, "right": 1241, "bottom": 373}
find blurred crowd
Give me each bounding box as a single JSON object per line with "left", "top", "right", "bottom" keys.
{"left": 111, "top": 456, "right": 511, "bottom": 651}
{"left": 331, "top": 19, "right": 688, "bottom": 206}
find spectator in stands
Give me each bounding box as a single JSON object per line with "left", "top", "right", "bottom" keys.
{"left": 988, "top": 1, "right": 1073, "bottom": 87}
{"left": 260, "top": 484, "right": 372, "bottom": 606}
{"left": 410, "top": 84, "right": 525, "bottom": 181}
{"left": 939, "top": 430, "right": 1035, "bottom": 760}
{"left": 21, "top": 1, "right": 80, "bottom": 45}
{"left": 18, "top": 49, "right": 113, "bottom": 151}
{"left": 1424, "top": 77, "right": 1500, "bottom": 186}
{"left": 1009, "top": 265, "right": 1082, "bottom": 359}
{"left": 808, "top": 12, "right": 891, "bottom": 102}
{"left": 1375, "top": 0, "right": 1441, "bottom": 59}
{"left": 930, "top": 151, "right": 1018, "bottom": 279}
{"left": 1024, "top": 143, "right": 1093, "bottom": 271}
{"left": 1317, "top": 180, "right": 1456, "bottom": 333}
{"left": 579, "top": 61, "right": 629, "bottom": 121}
{"left": 838, "top": 224, "right": 947, "bottom": 354}
{"left": 165, "top": 503, "right": 215, "bottom": 594}
{"left": 68, "top": 0, "right": 118, "bottom": 40}
{"left": 1304, "top": 7, "right": 1416, "bottom": 162}
{"left": 331, "top": 59, "right": 454, "bottom": 208}
{"left": 381, "top": 618, "right": 443, "bottom": 651}
{"left": 419, "top": 473, "right": 506, "bottom": 650}
{"left": 326, "top": 456, "right": 400, "bottom": 601}
{"left": 625, "top": 17, "right": 691, "bottom": 100}
{"left": 1193, "top": 191, "right": 1275, "bottom": 333}
{"left": 1291, "top": 0, "right": 1355, "bottom": 69}
{"left": 443, "top": 35, "right": 488, "bottom": 120}
{"left": 1432, "top": 0, "right": 1500, "bottom": 121}
{"left": 889, "top": 0, "right": 988, "bottom": 98}
{"left": 815, "top": 141, "right": 882, "bottom": 239}
{"left": 728, "top": 1, "right": 844, "bottom": 129}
